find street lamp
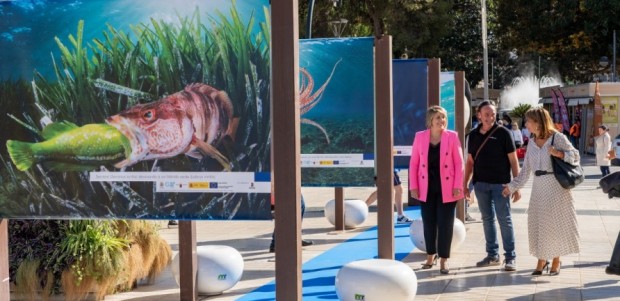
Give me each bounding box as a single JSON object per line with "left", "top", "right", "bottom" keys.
{"left": 307, "top": 0, "right": 343, "bottom": 39}
{"left": 600, "top": 56, "right": 609, "bottom": 68}
{"left": 600, "top": 56, "right": 609, "bottom": 82}
{"left": 614, "top": 30, "right": 617, "bottom": 82}
{"left": 481, "top": 0, "right": 489, "bottom": 101}
{"left": 328, "top": 18, "right": 348, "bottom": 37}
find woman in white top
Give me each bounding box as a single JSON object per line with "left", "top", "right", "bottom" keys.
{"left": 511, "top": 122, "right": 524, "bottom": 148}
{"left": 594, "top": 125, "right": 612, "bottom": 176}
{"left": 521, "top": 126, "right": 531, "bottom": 146}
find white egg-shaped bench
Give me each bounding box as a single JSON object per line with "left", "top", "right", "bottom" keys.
{"left": 324, "top": 199, "right": 368, "bottom": 228}
{"left": 171, "top": 245, "right": 244, "bottom": 296}
{"left": 409, "top": 218, "right": 466, "bottom": 252}
{"left": 336, "top": 259, "right": 417, "bottom": 301}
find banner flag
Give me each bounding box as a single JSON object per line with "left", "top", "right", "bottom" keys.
{"left": 556, "top": 88, "right": 571, "bottom": 132}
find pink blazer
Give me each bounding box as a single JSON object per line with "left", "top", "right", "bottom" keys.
{"left": 409, "top": 129, "right": 464, "bottom": 203}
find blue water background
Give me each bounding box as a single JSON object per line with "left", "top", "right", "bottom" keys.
{"left": 298, "top": 37, "right": 375, "bottom": 187}
{"left": 393, "top": 59, "right": 427, "bottom": 169}
{"left": 0, "top": 0, "right": 269, "bottom": 81}
{"left": 440, "top": 71, "right": 456, "bottom": 130}
{"left": 299, "top": 37, "right": 374, "bottom": 121}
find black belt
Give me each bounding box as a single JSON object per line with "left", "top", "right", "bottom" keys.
{"left": 535, "top": 170, "right": 552, "bottom": 176}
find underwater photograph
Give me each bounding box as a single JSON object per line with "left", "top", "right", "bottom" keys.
{"left": 299, "top": 37, "right": 375, "bottom": 187}
{"left": 441, "top": 71, "right": 456, "bottom": 130}
{"left": 392, "top": 59, "right": 428, "bottom": 169}
{"left": 0, "top": 0, "right": 272, "bottom": 220}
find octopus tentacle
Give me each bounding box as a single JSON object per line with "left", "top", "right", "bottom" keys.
{"left": 300, "top": 59, "right": 342, "bottom": 115}
{"left": 299, "top": 68, "right": 314, "bottom": 104}
{"left": 298, "top": 58, "right": 342, "bottom": 144}
{"left": 301, "top": 118, "right": 330, "bottom": 144}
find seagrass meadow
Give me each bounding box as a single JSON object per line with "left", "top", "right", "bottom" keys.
{"left": 0, "top": 1, "right": 272, "bottom": 220}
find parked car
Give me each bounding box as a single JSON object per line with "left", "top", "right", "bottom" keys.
{"left": 613, "top": 134, "right": 620, "bottom": 166}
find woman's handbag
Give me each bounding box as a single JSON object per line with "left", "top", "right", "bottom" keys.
{"left": 551, "top": 134, "right": 584, "bottom": 189}
{"left": 608, "top": 149, "right": 617, "bottom": 160}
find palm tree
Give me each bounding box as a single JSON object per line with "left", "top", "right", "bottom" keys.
{"left": 510, "top": 103, "right": 532, "bottom": 126}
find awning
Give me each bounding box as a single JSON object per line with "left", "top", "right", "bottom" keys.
{"left": 578, "top": 98, "right": 592, "bottom": 104}
{"left": 566, "top": 97, "right": 592, "bottom": 106}
{"left": 539, "top": 98, "right": 553, "bottom": 104}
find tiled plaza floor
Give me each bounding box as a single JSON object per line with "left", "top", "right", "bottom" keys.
{"left": 102, "top": 155, "right": 620, "bottom": 301}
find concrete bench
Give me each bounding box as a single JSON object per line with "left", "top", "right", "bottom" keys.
{"left": 171, "top": 245, "right": 244, "bottom": 296}
{"left": 336, "top": 259, "right": 417, "bottom": 301}
{"left": 409, "top": 218, "right": 466, "bottom": 252}
{"left": 324, "top": 199, "right": 368, "bottom": 228}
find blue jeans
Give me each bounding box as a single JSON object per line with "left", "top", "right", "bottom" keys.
{"left": 601, "top": 166, "right": 611, "bottom": 177}
{"left": 570, "top": 136, "right": 579, "bottom": 150}
{"left": 474, "top": 182, "right": 516, "bottom": 260}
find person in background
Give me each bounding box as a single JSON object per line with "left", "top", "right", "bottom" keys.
{"left": 464, "top": 100, "right": 520, "bottom": 272}
{"left": 366, "top": 170, "right": 413, "bottom": 224}
{"left": 269, "top": 194, "right": 314, "bottom": 253}
{"left": 409, "top": 106, "right": 464, "bottom": 274}
{"left": 501, "top": 113, "right": 513, "bottom": 130}
{"left": 502, "top": 107, "right": 580, "bottom": 276}
{"left": 569, "top": 120, "right": 581, "bottom": 150}
{"left": 521, "top": 124, "right": 531, "bottom": 147}
{"left": 594, "top": 125, "right": 612, "bottom": 177}
{"left": 511, "top": 122, "right": 524, "bottom": 149}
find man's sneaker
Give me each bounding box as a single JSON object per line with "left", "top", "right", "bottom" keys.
{"left": 504, "top": 259, "right": 517, "bottom": 271}
{"left": 465, "top": 213, "right": 476, "bottom": 222}
{"left": 397, "top": 215, "right": 414, "bottom": 224}
{"left": 476, "top": 256, "right": 501, "bottom": 267}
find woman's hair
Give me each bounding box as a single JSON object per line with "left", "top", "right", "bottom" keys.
{"left": 524, "top": 107, "right": 557, "bottom": 139}
{"left": 511, "top": 122, "right": 519, "bottom": 130}
{"left": 426, "top": 106, "right": 448, "bottom": 128}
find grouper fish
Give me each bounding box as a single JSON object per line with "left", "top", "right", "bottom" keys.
{"left": 6, "top": 121, "right": 131, "bottom": 171}
{"left": 106, "top": 83, "right": 236, "bottom": 170}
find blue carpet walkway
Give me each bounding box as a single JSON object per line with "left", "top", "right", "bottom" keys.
{"left": 237, "top": 207, "right": 421, "bottom": 301}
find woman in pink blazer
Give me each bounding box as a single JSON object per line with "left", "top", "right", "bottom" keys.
{"left": 409, "top": 106, "right": 464, "bottom": 274}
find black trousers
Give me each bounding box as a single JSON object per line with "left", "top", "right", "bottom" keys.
{"left": 608, "top": 231, "right": 620, "bottom": 274}
{"left": 420, "top": 189, "right": 457, "bottom": 258}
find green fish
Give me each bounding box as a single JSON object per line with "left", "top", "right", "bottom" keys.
{"left": 6, "top": 121, "right": 132, "bottom": 171}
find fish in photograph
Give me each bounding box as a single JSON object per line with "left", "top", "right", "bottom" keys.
{"left": 106, "top": 83, "right": 236, "bottom": 170}
{"left": 6, "top": 122, "right": 131, "bottom": 171}
{"left": 299, "top": 59, "right": 341, "bottom": 144}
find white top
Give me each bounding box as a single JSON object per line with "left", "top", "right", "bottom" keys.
{"left": 511, "top": 129, "right": 523, "bottom": 144}
{"left": 595, "top": 132, "right": 611, "bottom": 166}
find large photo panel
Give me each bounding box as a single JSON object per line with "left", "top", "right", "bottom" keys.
{"left": 299, "top": 37, "right": 375, "bottom": 187}
{"left": 0, "top": 0, "right": 272, "bottom": 220}
{"left": 393, "top": 59, "right": 428, "bottom": 169}
{"left": 440, "top": 71, "right": 456, "bottom": 130}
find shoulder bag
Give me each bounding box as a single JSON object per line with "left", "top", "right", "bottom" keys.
{"left": 550, "top": 133, "right": 584, "bottom": 189}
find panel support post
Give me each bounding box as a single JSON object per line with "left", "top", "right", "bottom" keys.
{"left": 375, "top": 35, "right": 395, "bottom": 259}
{"left": 272, "top": 0, "right": 302, "bottom": 300}
{"left": 0, "top": 219, "right": 9, "bottom": 300}
{"left": 179, "top": 221, "right": 197, "bottom": 301}
{"left": 455, "top": 71, "right": 466, "bottom": 223}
